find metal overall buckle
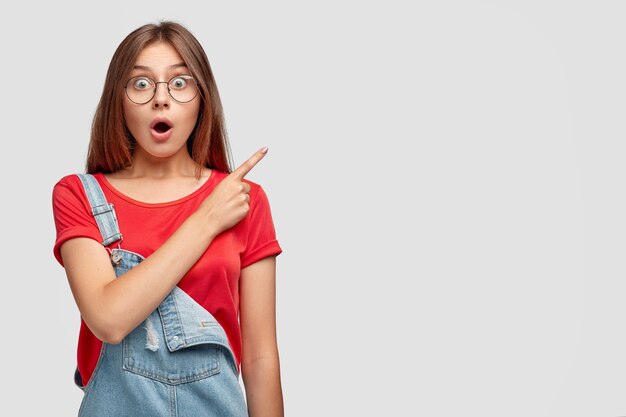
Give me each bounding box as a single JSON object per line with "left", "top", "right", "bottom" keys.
{"left": 106, "top": 237, "right": 124, "bottom": 266}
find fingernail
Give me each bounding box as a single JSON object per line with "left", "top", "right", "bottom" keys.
{"left": 260, "top": 146, "right": 268, "bottom": 154}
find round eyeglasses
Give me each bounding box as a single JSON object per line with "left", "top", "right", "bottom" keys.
{"left": 124, "top": 75, "right": 200, "bottom": 104}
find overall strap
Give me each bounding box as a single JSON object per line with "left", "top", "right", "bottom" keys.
{"left": 76, "top": 173, "right": 123, "bottom": 247}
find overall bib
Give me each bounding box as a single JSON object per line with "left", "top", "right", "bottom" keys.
{"left": 73, "top": 174, "right": 249, "bottom": 417}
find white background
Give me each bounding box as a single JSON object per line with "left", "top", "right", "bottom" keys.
{"left": 1, "top": 1, "right": 624, "bottom": 416}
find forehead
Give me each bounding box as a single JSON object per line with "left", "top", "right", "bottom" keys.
{"left": 133, "top": 42, "right": 186, "bottom": 71}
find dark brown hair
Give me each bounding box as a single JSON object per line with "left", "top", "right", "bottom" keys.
{"left": 86, "top": 21, "right": 233, "bottom": 178}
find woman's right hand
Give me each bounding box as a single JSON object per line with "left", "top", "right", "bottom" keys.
{"left": 199, "top": 147, "right": 268, "bottom": 235}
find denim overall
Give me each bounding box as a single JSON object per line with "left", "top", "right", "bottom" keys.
{"left": 73, "top": 174, "right": 249, "bottom": 417}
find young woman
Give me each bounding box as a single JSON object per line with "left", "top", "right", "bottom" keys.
{"left": 52, "top": 21, "right": 284, "bottom": 417}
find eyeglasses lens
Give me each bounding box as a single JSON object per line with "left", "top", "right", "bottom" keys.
{"left": 125, "top": 76, "right": 199, "bottom": 104}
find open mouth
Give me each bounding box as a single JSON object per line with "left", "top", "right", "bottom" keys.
{"left": 150, "top": 118, "right": 174, "bottom": 135}
{"left": 153, "top": 122, "right": 171, "bottom": 133}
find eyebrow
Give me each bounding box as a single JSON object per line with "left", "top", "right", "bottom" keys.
{"left": 132, "top": 63, "right": 188, "bottom": 71}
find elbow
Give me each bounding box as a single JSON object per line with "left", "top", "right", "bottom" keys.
{"left": 102, "top": 330, "right": 124, "bottom": 345}
{"left": 86, "top": 317, "right": 126, "bottom": 345}
{"left": 90, "top": 326, "right": 123, "bottom": 345}
{"left": 96, "top": 328, "right": 127, "bottom": 345}
{"left": 100, "top": 322, "right": 129, "bottom": 345}
{"left": 83, "top": 296, "right": 132, "bottom": 345}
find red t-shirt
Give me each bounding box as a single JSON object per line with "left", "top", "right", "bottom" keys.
{"left": 52, "top": 170, "right": 282, "bottom": 386}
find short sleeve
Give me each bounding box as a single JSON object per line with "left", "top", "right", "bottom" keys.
{"left": 240, "top": 184, "right": 282, "bottom": 268}
{"left": 52, "top": 175, "right": 103, "bottom": 267}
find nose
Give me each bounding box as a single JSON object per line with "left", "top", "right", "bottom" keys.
{"left": 152, "top": 82, "right": 170, "bottom": 109}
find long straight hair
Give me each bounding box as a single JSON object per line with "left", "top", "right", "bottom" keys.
{"left": 86, "top": 21, "right": 233, "bottom": 178}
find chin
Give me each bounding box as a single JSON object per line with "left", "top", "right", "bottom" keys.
{"left": 148, "top": 147, "right": 187, "bottom": 159}
{"left": 135, "top": 135, "right": 189, "bottom": 158}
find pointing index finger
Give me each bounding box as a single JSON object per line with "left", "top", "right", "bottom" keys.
{"left": 231, "top": 147, "right": 268, "bottom": 179}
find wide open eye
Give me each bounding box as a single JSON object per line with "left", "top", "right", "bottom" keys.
{"left": 132, "top": 77, "right": 154, "bottom": 90}
{"left": 169, "top": 75, "right": 192, "bottom": 90}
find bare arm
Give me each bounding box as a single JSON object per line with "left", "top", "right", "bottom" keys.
{"left": 59, "top": 148, "right": 268, "bottom": 344}
{"left": 61, "top": 210, "right": 217, "bottom": 344}
{"left": 240, "top": 256, "right": 284, "bottom": 417}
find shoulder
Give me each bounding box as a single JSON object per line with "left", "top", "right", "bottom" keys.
{"left": 53, "top": 173, "right": 92, "bottom": 190}
{"left": 53, "top": 174, "right": 81, "bottom": 195}
{"left": 54, "top": 173, "right": 79, "bottom": 186}
{"left": 51, "top": 174, "right": 91, "bottom": 207}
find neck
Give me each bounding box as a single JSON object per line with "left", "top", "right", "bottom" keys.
{"left": 123, "top": 147, "right": 201, "bottom": 179}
